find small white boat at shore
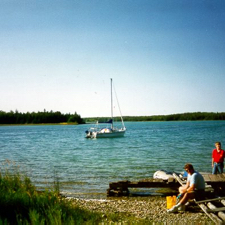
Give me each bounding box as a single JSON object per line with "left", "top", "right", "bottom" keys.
{"left": 153, "top": 170, "right": 174, "bottom": 180}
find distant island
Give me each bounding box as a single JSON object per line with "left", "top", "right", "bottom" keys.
{"left": 85, "top": 112, "right": 225, "bottom": 123}
{"left": 0, "top": 111, "right": 225, "bottom": 125}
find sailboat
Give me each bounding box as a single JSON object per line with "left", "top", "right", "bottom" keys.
{"left": 85, "top": 78, "right": 126, "bottom": 138}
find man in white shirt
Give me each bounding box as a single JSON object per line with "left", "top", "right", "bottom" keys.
{"left": 167, "top": 163, "right": 205, "bottom": 213}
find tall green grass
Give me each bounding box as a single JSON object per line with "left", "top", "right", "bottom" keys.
{"left": 0, "top": 162, "right": 103, "bottom": 224}
{"left": 0, "top": 161, "right": 144, "bottom": 224}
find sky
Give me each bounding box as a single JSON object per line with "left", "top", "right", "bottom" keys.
{"left": 1, "top": 0, "right": 225, "bottom": 118}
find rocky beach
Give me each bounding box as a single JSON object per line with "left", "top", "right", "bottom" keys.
{"left": 70, "top": 196, "right": 212, "bottom": 224}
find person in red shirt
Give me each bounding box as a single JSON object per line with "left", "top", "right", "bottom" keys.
{"left": 212, "top": 142, "right": 225, "bottom": 174}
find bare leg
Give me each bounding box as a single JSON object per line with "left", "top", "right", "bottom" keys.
{"left": 179, "top": 186, "right": 187, "bottom": 194}
{"left": 179, "top": 192, "right": 195, "bottom": 205}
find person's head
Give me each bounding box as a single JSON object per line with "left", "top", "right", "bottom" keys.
{"left": 215, "top": 142, "right": 221, "bottom": 150}
{"left": 184, "top": 163, "right": 194, "bottom": 174}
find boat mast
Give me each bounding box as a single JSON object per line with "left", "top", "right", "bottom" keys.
{"left": 111, "top": 78, "right": 113, "bottom": 129}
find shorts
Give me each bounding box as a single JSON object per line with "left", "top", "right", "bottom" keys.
{"left": 194, "top": 189, "right": 205, "bottom": 201}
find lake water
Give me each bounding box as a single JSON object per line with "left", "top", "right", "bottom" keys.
{"left": 0, "top": 121, "right": 224, "bottom": 198}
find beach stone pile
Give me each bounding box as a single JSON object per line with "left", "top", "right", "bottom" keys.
{"left": 70, "top": 196, "right": 211, "bottom": 224}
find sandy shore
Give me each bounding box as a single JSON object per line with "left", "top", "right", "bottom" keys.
{"left": 69, "top": 196, "right": 212, "bottom": 224}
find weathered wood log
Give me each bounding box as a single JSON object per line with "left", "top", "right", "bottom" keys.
{"left": 195, "top": 197, "right": 225, "bottom": 204}
{"left": 207, "top": 202, "right": 225, "bottom": 221}
{"left": 221, "top": 199, "right": 225, "bottom": 206}
{"left": 173, "top": 173, "right": 186, "bottom": 186}
{"left": 207, "top": 206, "right": 225, "bottom": 212}
{"left": 107, "top": 187, "right": 129, "bottom": 197}
{"left": 203, "top": 174, "right": 225, "bottom": 183}
{"left": 197, "top": 203, "right": 223, "bottom": 224}
{"left": 109, "top": 179, "right": 179, "bottom": 189}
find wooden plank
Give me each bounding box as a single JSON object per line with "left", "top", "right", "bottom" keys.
{"left": 202, "top": 174, "right": 210, "bottom": 182}
{"left": 140, "top": 178, "right": 154, "bottom": 182}
{"left": 208, "top": 174, "right": 220, "bottom": 182}
{"left": 167, "top": 177, "right": 175, "bottom": 183}
{"left": 195, "top": 197, "right": 225, "bottom": 204}
{"left": 109, "top": 179, "right": 181, "bottom": 190}
{"left": 109, "top": 181, "right": 130, "bottom": 189}
{"left": 221, "top": 200, "right": 225, "bottom": 206}
{"left": 207, "top": 174, "right": 225, "bottom": 182}
{"left": 173, "top": 173, "right": 186, "bottom": 186}
{"left": 204, "top": 174, "right": 212, "bottom": 182}
{"left": 198, "top": 203, "right": 223, "bottom": 224}
{"left": 128, "top": 181, "right": 179, "bottom": 188}
{"left": 218, "top": 212, "right": 225, "bottom": 221}
{"left": 153, "top": 179, "right": 164, "bottom": 182}
{"left": 217, "top": 174, "right": 224, "bottom": 180}
{"left": 207, "top": 207, "right": 225, "bottom": 213}
{"left": 207, "top": 202, "right": 225, "bottom": 221}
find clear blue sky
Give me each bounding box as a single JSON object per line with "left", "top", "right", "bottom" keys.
{"left": 1, "top": 0, "right": 225, "bottom": 117}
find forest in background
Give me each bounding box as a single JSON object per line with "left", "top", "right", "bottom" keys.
{"left": 0, "top": 111, "right": 225, "bottom": 125}
{"left": 0, "top": 110, "right": 84, "bottom": 124}
{"left": 85, "top": 112, "right": 225, "bottom": 123}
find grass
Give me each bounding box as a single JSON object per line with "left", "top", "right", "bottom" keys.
{"left": 0, "top": 162, "right": 129, "bottom": 224}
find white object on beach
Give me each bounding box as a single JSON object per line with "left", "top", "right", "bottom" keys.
{"left": 153, "top": 170, "right": 174, "bottom": 180}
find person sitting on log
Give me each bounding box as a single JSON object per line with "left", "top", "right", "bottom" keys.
{"left": 167, "top": 163, "right": 205, "bottom": 213}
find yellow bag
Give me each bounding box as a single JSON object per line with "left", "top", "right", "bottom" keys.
{"left": 166, "top": 196, "right": 177, "bottom": 209}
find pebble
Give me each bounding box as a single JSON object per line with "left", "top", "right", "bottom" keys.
{"left": 69, "top": 196, "right": 212, "bottom": 223}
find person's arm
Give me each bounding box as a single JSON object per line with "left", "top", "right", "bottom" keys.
{"left": 212, "top": 150, "right": 214, "bottom": 168}
{"left": 186, "top": 183, "right": 195, "bottom": 192}
{"left": 223, "top": 151, "right": 225, "bottom": 168}
{"left": 183, "top": 180, "right": 190, "bottom": 192}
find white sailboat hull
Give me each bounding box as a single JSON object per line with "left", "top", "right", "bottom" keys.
{"left": 86, "top": 128, "right": 126, "bottom": 138}
{"left": 95, "top": 129, "right": 125, "bottom": 138}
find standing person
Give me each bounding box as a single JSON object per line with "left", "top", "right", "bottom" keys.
{"left": 212, "top": 142, "right": 225, "bottom": 174}
{"left": 167, "top": 164, "right": 205, "bottom": 213}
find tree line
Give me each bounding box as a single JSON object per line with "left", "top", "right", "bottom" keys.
{"left": 0, "top": 110, "right": 84, "bottom": 124}
{"left": 1, "top": 111, "right": 225, "bottom": 125}
{"left": 123, "top": 112, "right": 225, "bottom": 121}
{"left": 85, "top": 112, "right": 225, "bottom": 123}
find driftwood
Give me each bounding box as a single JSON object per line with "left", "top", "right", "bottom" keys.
{"left": 207, "top": 202, "right": 225, "bottom": 221}
{"left": 194, "top": 197, "right": 225, "bottom": 223}
{"left": 197, "top": 203, "right": 223, "bottom": 224}
{"left": 195, "top": 197, "right": 225, "bottom": 204}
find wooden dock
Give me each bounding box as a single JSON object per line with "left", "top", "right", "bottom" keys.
{"left": 202, "top": 173, "right": 225, "bottom": 196}
{"left": 107, "top": 177, "right": 180, "bottom": 197}
{"left": 107, "top": 173, "right": 225, "bottom": 197}
{"left": 107, "top": 173, "right": 225, "bottom": 223}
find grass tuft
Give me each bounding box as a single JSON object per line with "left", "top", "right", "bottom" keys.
{"left": 0, "top": 162, "right": 104, "bottom": 224}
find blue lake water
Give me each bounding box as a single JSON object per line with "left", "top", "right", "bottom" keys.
{"left": 0, "top": 121, "right": 224, "bottom": 198}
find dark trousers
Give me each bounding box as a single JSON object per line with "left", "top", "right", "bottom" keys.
{"left": 212, "top": 162, "right": 224, "bottom": 174}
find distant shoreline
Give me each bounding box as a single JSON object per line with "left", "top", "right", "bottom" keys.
{"left": 1, "top": 120, "right": 225, "bottom": 126}
{"left": 1, "top": 111, "right": 225, "bottom": 125}
{"left": 0, "top": 122, "right": 78, "bottom": 126}
{"left": 84, "top": 112, "right": 225, "bottom": 123}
